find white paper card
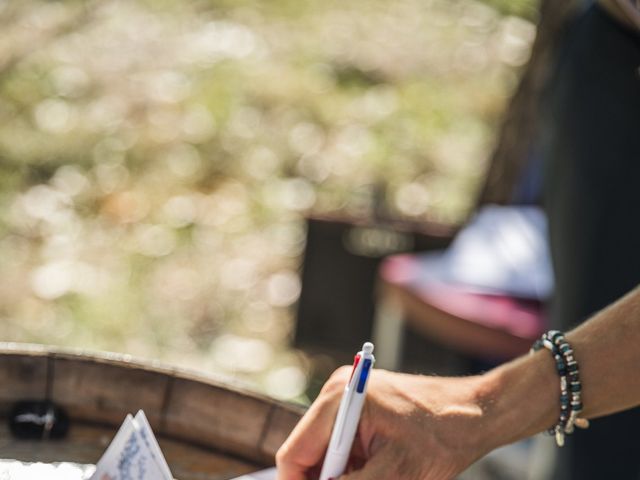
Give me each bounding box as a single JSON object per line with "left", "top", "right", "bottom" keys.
{"left": 132, "top": 410, "right": 173, "bottom": 480}
{"left": 89, "top": 412, "right": 173, "bottom": 480}
{"left": 231, "top": 467, "right": 277, "bottom": 480}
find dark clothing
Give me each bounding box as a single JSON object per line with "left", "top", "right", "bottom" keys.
{"left": 542, "top": 4, "right": 640, "bottom": 479}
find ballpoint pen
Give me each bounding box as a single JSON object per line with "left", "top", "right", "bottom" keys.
{"left": 319, "top": 342, "right": 375, "bottom": 480}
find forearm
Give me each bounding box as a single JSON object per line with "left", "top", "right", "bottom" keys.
{"left": 567, "top": 285, "right": 640, "bottom": 418}
{"left": 278, "top": 287, "right": 640, "bottom": 480}
{"left": 473, "top": 286, "right": 640, "bottom": 450}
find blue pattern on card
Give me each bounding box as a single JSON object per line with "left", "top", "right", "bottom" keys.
{"left": 117, "top": 433, "right": 147, "bottom": 480}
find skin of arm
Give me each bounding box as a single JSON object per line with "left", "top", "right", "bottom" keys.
{"left": 276, "top": 286, "right": 640, "bottom": 480}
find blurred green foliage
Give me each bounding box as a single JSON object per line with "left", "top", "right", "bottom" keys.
{"left": 0, "top": 0, "right": 537, "bottom": 401}
{"left": 484, "top": 0, "right": 540, "bottom": 19}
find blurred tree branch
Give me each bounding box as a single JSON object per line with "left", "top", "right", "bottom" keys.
{"left": 478, "top": 0, "right": 583, "bottom": 205}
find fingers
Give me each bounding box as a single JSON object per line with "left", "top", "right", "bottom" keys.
{"left": 276, "top": 367, "right": 351, "bottom": 480}
{"left": 336, "top": 446, "right": 391, "bottom": 480}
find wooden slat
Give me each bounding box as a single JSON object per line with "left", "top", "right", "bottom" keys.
{"left": 162, "top": 376, "right": 274, "bottom": 462}
{"left": 51, "top": 354, "right": 170, "bottom": 428}
{"left": 259, "top": 404, "right": 303, "bottom": 461}
{"left": 0, "top": 345, "right": 305, "bottom": 468}
{"left": 0, "top": 349, "right": 48, "bottom": 414}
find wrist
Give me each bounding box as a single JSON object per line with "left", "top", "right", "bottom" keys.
{"left": 472, "top": 352, "right": 560, "bottom": 450}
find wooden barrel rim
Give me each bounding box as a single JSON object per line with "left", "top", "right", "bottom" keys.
{"left": 0, "top": 343, "right": 304, "bottom": 467}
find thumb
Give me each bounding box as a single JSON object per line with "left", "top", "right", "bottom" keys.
{"left": 276, "top": 384, "right": 343, "bottom": 480}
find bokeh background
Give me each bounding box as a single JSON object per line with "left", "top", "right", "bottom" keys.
{"left": 0, "top": 0, "right": 537, "bottom": 404}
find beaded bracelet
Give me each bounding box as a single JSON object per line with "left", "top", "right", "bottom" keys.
{"left": 531, "top": 330, "right": 589, "bottom": 446}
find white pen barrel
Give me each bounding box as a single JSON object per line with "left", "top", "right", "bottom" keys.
{"left": 319, "top": 343, "right": 374, "bottom": 480}
{"left": 320, "top": 388, "right": 366, "bottom": 480}
{"left": 319, "top": 451, "right": 349, "bottom": 480}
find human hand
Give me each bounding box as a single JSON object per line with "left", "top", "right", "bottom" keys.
{"left": 276, "top": 367, "right": 499, "bottom": 480}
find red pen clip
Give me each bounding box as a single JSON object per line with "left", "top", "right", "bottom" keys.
{"left": 348, "top": 353, "right": 361, "bottom": 384}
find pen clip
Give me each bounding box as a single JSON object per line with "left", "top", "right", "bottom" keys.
{"left": 348, "top": 354, "right": 361, "bottom": 387}
{"left": 331, "top": 356, "right": 363, "bottom": 448}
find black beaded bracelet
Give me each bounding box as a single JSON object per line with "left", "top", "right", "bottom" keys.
{"left": 531, "top": 330, "right": 589, "bottom": 446}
